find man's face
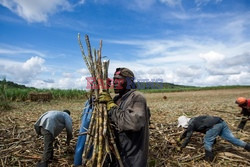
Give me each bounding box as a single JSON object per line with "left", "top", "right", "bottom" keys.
{"left": 239, "top": 103, "right": 247, "bottom": 108}
{"left": 113, "top": 75, "right": 127, "bottom": 94}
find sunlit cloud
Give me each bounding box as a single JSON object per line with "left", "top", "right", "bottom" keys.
{"left": 0, "top": 56, "right": 45, "bottom": 83}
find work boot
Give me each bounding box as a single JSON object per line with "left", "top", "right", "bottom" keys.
{"left": 204, "top": 150, "right": 214, "bottom": 162}
{"left": 244, "top": 143, "right": 250, "bottom": 151}
{"left": 36, "top": 161, "right": 48, "bottom": 167}
{"left": 213, "top": 139, "right": 217, "bottom": 145}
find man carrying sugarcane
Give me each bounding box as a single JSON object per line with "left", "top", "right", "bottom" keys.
{"left": 235, "top": 97, "right": 250, "bottom": 130}
{"left": 177, "top": 115, "right": 250, "bottom": 162}
{"left": 34, "top": 110, "right": 73, "bottom": 167}
{"left": 99, "top": 67, "right": 150, "bottom": 167}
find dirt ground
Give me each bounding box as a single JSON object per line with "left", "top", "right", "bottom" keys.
{"left": 1, "top": 88, "right": 250, "bottom": 167}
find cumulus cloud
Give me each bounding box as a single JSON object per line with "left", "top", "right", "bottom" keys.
{"left": 106, "top": 37, "right": 250, "bottom": 87}
{"left": 199, "top": 51, "right": 224, "bottom": 64}
{"left": 199, "top": 51, "right": 250, "bottom": 76}
{"left": 0, "top": 56, "right": 45, "bottom": 83}
{"left": 0, "top": 0, "right": 85, "bottom": 22}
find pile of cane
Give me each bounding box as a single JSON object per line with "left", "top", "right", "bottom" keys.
{"left": 77, "top": 34, "right": 123, "bottom": 167}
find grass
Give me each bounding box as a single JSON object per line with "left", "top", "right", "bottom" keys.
{"left": 0, "top": 78, "right": 11, "bottom": 110}
{"left": 3, "top": 88, "right": 87, "bottom": 101}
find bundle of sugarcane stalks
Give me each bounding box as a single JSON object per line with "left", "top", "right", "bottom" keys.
{"left": 78, "top": 34, "right": 124, "bottom": 167}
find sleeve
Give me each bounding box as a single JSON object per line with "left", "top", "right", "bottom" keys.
{"left": 65, "top": 116, "right": 73, "bottom": 140}
{"left": 181, "top": 125, "right": 194, "bottom": 148}
{"left": 180, "top": 130, "right": 188, "bottom": 141}
{"left": 108, "top": 93, "right": 147, "bottom": 132}
{"left": 237, "top": 117, "right": 248, "bottom": 130}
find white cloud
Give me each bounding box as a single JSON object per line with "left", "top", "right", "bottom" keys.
{"left": 176, "top": 65, "right": 202, "bottom": 77}
{"left": 26, "top": 71, "right": 87, "bottom": 89}
{"left": 0, "top": 0, "right": 84, "bottom": 23}
{"left": 106, "top": 37, "right": 250, "bottom": 86}
{"left": 227, "top": 72, "right": 250, "bottom": 85}
{"left": 199, "top": 51, "right": 224, "bottom": 64}
{"left": 0, "top": 56, "right": 45, "bottom": 83}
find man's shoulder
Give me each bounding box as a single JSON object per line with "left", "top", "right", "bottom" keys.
{"left": 131, "top": 90, "right": 144, "bottom": 96}
{"left": 131, "top": 91, "right": 146, "bottom": 99}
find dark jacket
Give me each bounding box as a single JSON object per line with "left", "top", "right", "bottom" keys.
{"left": 240, "top": 99, "right": 250, "bottom": 116}
{"left": 238, "top": 99, "right": 250, "bottom": 129}
{"left": 108, "top": 90, "right": 149, "bottom": 167}
{"left": 180, "top": 116, "right": 223, "bottom": 148}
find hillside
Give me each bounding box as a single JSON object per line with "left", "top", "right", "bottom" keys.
{"left": 0, "top": 80, "right": 32, "bottom": 89}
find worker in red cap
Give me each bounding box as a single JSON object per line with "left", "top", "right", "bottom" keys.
{"left": 99, "top": 67, "right": 150, "bottom": 167}
{"left": 235, "top": 97, "right": 250, "bottom": 130}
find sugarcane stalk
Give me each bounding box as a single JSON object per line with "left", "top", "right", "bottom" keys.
{"left": 97, "top": 105, "right": 104, "bottom": 167}
{"left": 78, "top": 34, "right": 123, "bottom": 167}
{"left": 78, "top": 33, "right": 91, "bottom": 74}
{"left": 87, "top": 105, "right": 99, "bottom": 166}
{"left": 108, "top": 124, "right": 124, "bottom": 167}
{"left": 82, "top": 103, "right": 96, "bottom": 164}
{"left": 85, "top": 35, "right": 99, "bottom": 98}
{"left": 102, "top": 60, "right": 109, "bottom": 137}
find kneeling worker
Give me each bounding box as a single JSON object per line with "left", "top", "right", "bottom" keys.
{"left": 235, "top": 97, "right": 250, "bottom": 130}
{"left": 178, "top": 115, "right": 250, "bottom": 161}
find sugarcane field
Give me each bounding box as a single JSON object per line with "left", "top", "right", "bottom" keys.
{"left": 0, "top": 88, "right": 250, "bottom": 167}
{"left": 2, "top": 1, "right": 250, "bottom": 167}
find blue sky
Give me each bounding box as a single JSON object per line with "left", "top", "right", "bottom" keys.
{"left": 0, "top": 0, "right": 250, "bottom": 89}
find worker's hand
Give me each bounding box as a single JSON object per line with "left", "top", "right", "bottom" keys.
{"left": 176, "top": 137, "right": 183, "bottom": 146}
{"left": 99, "top": 92, "right": 117, "bottom": 110}
{"left": 99, "top": 92, "right": 112, "bottom": 103}
{"left": 176, "top": 146, "right": 182, "bottom": 152}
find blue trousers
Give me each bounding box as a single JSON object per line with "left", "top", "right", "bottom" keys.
{"left": 204, "top": 121, "right": 246, "bottom": 151}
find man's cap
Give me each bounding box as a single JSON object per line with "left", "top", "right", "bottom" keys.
{"left": 177, "top": 116, "right": 190, "bottom": 128}
{"left": 114, "top": 68, "right": 134, "bottom": 78}
{"left": 63, "top": 109, "right": 71, "bottom": 115}
{"left": 235, "top": 97, "right": 247, "bottom": 105}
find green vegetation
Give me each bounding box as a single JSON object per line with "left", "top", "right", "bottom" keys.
{"left": 1, "top": 79, "right": 249, "bottom": 101}
{"left": 0, "top": 78, "right": 11, "bottom": 110}
{"left": 0, "top": 79, "right": 87, "bottom": 102}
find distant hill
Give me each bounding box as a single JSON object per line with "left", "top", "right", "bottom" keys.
{"left": 135, "top": 81, "right": 196, "bottom": 89}
{"left": 0, "top": 80, "right": 33, "bottom": 89}
{"left": 1, "top": 79, "right": 249, "bottom": 91}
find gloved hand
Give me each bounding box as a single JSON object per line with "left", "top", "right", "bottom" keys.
{"left": 99, "top": 92, "right": 117, "bottom": 110}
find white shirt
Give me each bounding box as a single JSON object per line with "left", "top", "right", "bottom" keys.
{"left": 34, "top": 110, "right": 72, "bottom": 139}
